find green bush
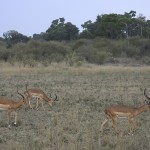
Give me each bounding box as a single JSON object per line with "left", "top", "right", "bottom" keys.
{"left": 72, "top": 39, "right": 92, "bottom": 50}
{"left": 75, "top": 45, "right": 98, "bottom": 63}
{"left": 0, "top": 37, "right": 150, "bottom": 65}
{"left": 124, "top": 46, "right": 140, "bottom": 57}
{"left": 49, "top": 53, "right": 64, "bottom": 63}
{"left": 96, "top": 51, "right": 112, "bottom": 64}
{"left": 141, "top": 56, "right": 150, "bottom": 65}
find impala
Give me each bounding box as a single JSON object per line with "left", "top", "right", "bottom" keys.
{"left": 101, "top": 88, "right": 150, "bottom": 134}
{"left": 0, "top": 88, "right": 27, "bottom": 128}
{"left": 24, "top": 84, "right": 58, "bottom": 110}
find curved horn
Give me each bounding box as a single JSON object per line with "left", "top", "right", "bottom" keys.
{"left": 144, "top": 88, "right": 150, "bottom": 100}
{"left": 26, "top": 83, "right": 28, "bottom": 91}
{"left": 54, "top": 94, "right": 58, "bottom": 101}
{"left": 17, "top": 87, "right": 25, "bottom": 99}
{"left": 49, "top": 92, "right": 57, "bottom": 101}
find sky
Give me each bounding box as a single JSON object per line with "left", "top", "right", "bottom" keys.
{"left": 0, "top": 0, "right": 150, "bottom": 37}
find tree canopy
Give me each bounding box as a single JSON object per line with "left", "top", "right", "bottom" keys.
{"left": 1, "top": 11, "right": 150, "bottom": 42}
{"left": 44, "top": 18, "right": 79, "bottom": 41}
{"left": 80, "top": 10, "right": 150, "bottom": 39}
{"left": 3, "top": 30, "right": 30, "bottom": 47}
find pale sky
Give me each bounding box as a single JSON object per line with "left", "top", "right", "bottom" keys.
{"left": 0, "top": 0, "right": 150, "bottom": 37}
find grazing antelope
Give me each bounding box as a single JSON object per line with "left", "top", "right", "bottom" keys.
{"left": 101, "top": 88, "right": 150, "bottom": 134}
{"left": 0, "top": 88, "right": 27, "bottom": 128}
{"left": 24, "top": 84, "right": 58, "bottom": 110}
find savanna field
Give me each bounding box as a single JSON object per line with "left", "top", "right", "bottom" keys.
{"left": 0, "top": 63, "right": 150, "bottom": 150}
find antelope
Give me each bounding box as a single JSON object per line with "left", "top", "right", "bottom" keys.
{"left": 101, "top": 88, "right": 150, "bottom": 134}
{"left": 24, "top": 84, "right": 58, "bottom": 110}
{"left": 0, "top": 88, "right": 27, "bottom": 128}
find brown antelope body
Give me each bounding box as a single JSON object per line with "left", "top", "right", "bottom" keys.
{"left": 25, "top": 84, "right": 57, "bottom": 110}
{"left": 101, "top": 88, "right": 150, "bottom": 134}
{"left": 0, "top": 89, "right": 27, "bottom": 128}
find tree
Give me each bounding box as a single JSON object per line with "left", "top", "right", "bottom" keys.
{"left": 3, "top": 30, "right": 29, "bottom": 47}
{"left": 79, "top": 10, "right": 150, "bottom": 39}
{"left": 146, "top": 20, "right": 150, "bottom": 38}
{"left": 46, "top": 18, "right": 67, "bottom": 41}
{"left": 33, "top": 33, "right": 44, "bottom": 40}
{"left": 80, "top": 14, "right": 130, "bottom": 39}
{"left": 124, "top": 10, "right": 136, "bottom": 18}
{"left": 46, "top": 18, "right": 79, "bottom": 41}
{"left": 64, "top": 22, "right": 79, "bottom": 40}
{"left": 79, "top": 30, "right": 93, "bottom": 39}
{"left": 80, "top": 20, "right": 95, "bottom": 38}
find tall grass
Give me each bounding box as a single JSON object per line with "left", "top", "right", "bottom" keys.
{"left": 0, "top": 64, "right": 150, "bottom": 150}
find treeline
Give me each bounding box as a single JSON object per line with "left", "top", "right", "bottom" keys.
{"left": 0, "top": 37, "right": 150, "bottom": 66}
{"left": 0, "top": 10, "right": 150, "bottom": 66}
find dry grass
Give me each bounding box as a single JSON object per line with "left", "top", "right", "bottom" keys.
{"left": 0, "top": 64, "right": 150, "bottom": 150}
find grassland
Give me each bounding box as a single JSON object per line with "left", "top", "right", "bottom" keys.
{"left": 0, "top": 64, "right": 150, "bottom": 150}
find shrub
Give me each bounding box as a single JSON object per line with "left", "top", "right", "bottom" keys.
{"left": 96, "top": 51, "right": 112, "bottom": 64}
{"left": 141, "top": 56, "right": 150, "bottom": 65}
{"left": 124, "top": 46, "right": 140, "bottom": 57}
{"left": 0, "top": 48, "right": 11, "bottom": 62}
{"left": 75, "top": 45, "right": 98, "bottom": 63}
{"left": 72, "top": 39, "right": 92, "bottom": 50}
{"left": 49, "top": 53, "right": 64, "bottom": 63}
{"left": 76, "top": 60, "right": 83, "bottom": 67}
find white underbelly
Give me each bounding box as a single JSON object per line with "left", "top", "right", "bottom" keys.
{"left": 117, "top": 116, "right": 128, "bottom": 119}
{"left": 0, "top": 104, "right": 9, "bottom": 111}
{"left": 115, "top": 112, "right": 130, "bottom": 118}
{"left": 0, "top": 108, "right": 8, "bottom": 111}
{"left": 0, "top": 104, "right": 9, "bottom": 109}
{"left": 31, "top": 95, "right": 42, "bottom": 99}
